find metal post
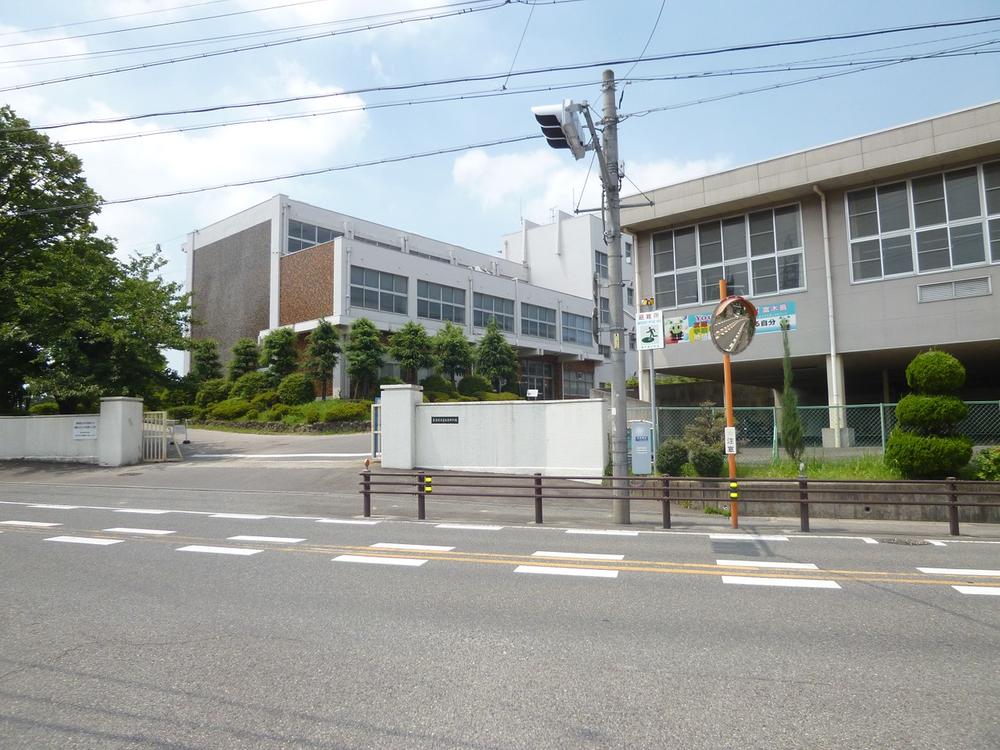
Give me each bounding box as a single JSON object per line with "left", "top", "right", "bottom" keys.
{"left": 362, "top": 470, "right": 372, "bottom": 517}
{"left": 719, "top": 279, "right": 739, "bottom": 529}
{"left": 946, "top": 476, "right": 959, "bottom": 536}
{"left": 417, "top": 471, "right": 426, "bottom": 521}
{"left": 649, "top": 349, "right": 658, "bottom": 451}
{"left": 879, "top": 403, "right": 887, "bottom": 451}
{"left": 661, "top": 476, "right": 671, "bottom": 529}
{"left": 798, "top": 476, "right": 810, "bottom": 532}
{"left": 534, "top": 472, "right": 543, "bottom": 524}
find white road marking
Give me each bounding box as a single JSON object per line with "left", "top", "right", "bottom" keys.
{"left": 115, "top": 509, "right": 169, "bottom": 515}
{"left": 370, "top": 542, "right": 454, "bottom": 552}
{"left": 1, "top": 520, "right": 61, "bottom": 527}
{"left": 176, "top": 545, "right": 262, "bottom": 556}
{"left": 860, "top": 538, "right": 879, "bottom": 545}
{"left": 917, "top": 567, "right": 1000, "bottom": 577}
{"left": 333, "top": 554, "right": 426, "bottom": 567}
{"left": 192, "top": 453, "right": 370, "bottom": 459}
{"left": 710, "top": 534, "right": 788, "bottom": 541}
{"left": 716, "top": 560, "right": 819, "bottom": 570}
{"left": 928, "top": 539, "right": 1000, "bottom": 545}
{"left": 565, "top": 529, "right": 639, "bottom": 537}
{"left": 227, "top": 535, "right": 304, "bottom": 544}
{"left": 532, "top": 551, "right": 625, "bottom": 561}
{"left": 209, "top": 513, "right": 269, "bottom": 520}
{"left": 926, "top": 540, "right": 948, "bottom": 547}
{"left": 316, "top": 518, "right": 380, "bottom": 525}
{"left": 952, "top": 585, "right": 1000, "bottom": 596}
{"left": 514, "top": 565, "right": 618, "bottom": 579}
{"left": 435, "top": 523, "right": 503, "bottom": 531}
{"left": 721, "top": 575, "right": 840, "bottom": 589}
{"left": 45, "top": 536, "right": 123, "bottom": 546}
{"left": 104, "top": 528, "right": 175, "bottom": 536}
{"left": 30, "top": 504, "right": 78, "bottom": 510}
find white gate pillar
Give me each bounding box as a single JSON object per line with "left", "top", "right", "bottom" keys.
{"left": 380, "top": 385, "right": 423, "bottom": 470}
{"left": 98, "top": 397, "right": 144, "bottom": 467}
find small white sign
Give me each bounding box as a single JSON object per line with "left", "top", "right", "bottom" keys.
{"left": 724, "top": 426, "right": 737, "bottom": 455}
{"left": 636, "top": 310, "right": 664, "bottom": 351}
{"left": 73, "top": 419, "right": 98, "bottom": 440}
{"left": 526, "top": 389, "right": 539, "bottom": 399}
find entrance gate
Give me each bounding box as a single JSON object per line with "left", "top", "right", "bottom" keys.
{"left": 371, "top": 402, "right": 382, "bottom": 458}
{"left": 142, "top": 411, "right": 170, "bottom": 462}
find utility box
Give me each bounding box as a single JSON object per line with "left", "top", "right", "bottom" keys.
{"left": 628, "top": 420, "right": 653, "bottom": 475}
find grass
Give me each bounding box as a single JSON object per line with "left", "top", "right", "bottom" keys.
{"left": 735, "top": 454, "right": 902, "bottom": 481}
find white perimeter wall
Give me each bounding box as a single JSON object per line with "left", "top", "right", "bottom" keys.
{"left": 405, "top": 396, "right": 607, "bottom": 476}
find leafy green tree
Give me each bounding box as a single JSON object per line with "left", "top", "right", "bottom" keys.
{"left": 188, "top": 338, "right": 222, "bottom": 384}
{"left": 475, "top": 319, "right": 518, "bottom": 393}
{"left": 228, "top": 338, "right": 260, "bottom": 382}
{"left": 433, "top": 321, "right": 474, "bottom": 385}
{"left": 345, "top": 318, "right": 384, "bottom": 398}
{"left": 259, "top": 327, "right": 298, "bottom": 384}
{"left": 779, "top": 320, "right": 805, "bottom": 462}
{"left": 388, "top": 322, "right": 437, "bottom": 384}
{"left": 304, "top": 320, "right": 341, "bottom": 399}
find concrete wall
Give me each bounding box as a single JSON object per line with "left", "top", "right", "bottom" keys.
{"left": 0, "top": 398, "right": 144, "bottom": 467}
{"left": 381, "top": 385, "right": 608, "bottom": 476}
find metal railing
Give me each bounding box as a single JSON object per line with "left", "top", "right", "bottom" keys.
{"left": 142, "top": 411, "right": 169, "bottom": 462}
{"left": 359, "top": 471, "right": 1000, "bottom": 536}
{"left": 371, "top": 403, "right": 382, "bottom": 459}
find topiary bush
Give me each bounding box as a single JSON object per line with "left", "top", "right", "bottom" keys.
{"left": 895, "top": 395, "right": 968, "bottom": 433}
{"left": 378, "top": 376, "right": 404, "bottom": 387}
{"left": 229, "top": 371, "right": 271, "bottom": 400}
{"left": 656, "top": 439, "right": 688, "bottom": 475}
{"left": 321, "top": 400, "right": 372, "bottom": 422}
{"left": 250, "top": 390, "right": 279, "bottom": 411}
{"left": 276, "top": 372, "right": 315, "bottom": 405}
{"left": 690, "top": 447, "right": 724, "bottom": 477}
{"left": 28, "top": 402, "right": 59, "bottom": 415}
{"left": 195, "top": 378, "right": 230, "bottom": 408}
{"left": 420, "top": 374, "right": 457, "bottom": 397}
{"left": 458, "top": 374, "right": 492, "bottom": 396}
{"left": 905, "top": 350, "right": 966, "bottom": 394}
{"left": 167, "top": 404, "right": 201, "bottom": 420}
{"left": 974, "top": 448, "right": 1000, "bottom": 481}
{"left": 207, "top": 398, "right": 253, "bottom": 420}
{"left": 884, "top": 430, "right": 972, "bottom": 480}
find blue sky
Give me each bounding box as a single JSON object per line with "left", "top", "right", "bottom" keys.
{"left": 3, "top": 0, "right": 1000, "bottom": 367}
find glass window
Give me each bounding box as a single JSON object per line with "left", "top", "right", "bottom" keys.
{"left": 654, "top": 274, "right": 675, "bottom": 309}
{"left": 985, "top": 161, "right": 1000, "bottom": 215}
{"left": 950, "top": 223, "right": 985, "bottom": 266}
{"left": 562, "top": 311, "right": 593, "bottom": 345}
{"left": 916, "top": 228, "right": 950, "bottom": 272}
{"left": 722, "top": 217, "right": 747, "bottom": 260}
{"left": 698, "top": 222, "right": 722, "bottom": 265}
{"left": 287, "top": 219, "right": 341, "bottom": 253}
{"left": 776, "top": 255, "right": 801, "bottom": 291}
{"left": 877, "top": 183, "right": 909, "bottom": 233}
{"left": 349, "top": 265, "right": 407, "bottom": 315}
{"left": 562, "top": 369, "right": 594, "bottom": 398}
{"left": 417, "top": 280, "right": 465, "bottom": 323}
{"left": 595, "top": 250, "right": 609, "bottom": 280}
{"left": 774, "top": 205, "right": 802, "bottom": 250}
{"left": 945, "top": 167, "right": 981, "bottom": 221}
{"left": 599, "top": 297, "right": 610, "bottom": 326}
{"left": 848, "top": 189, "right": 878, "bottom": 238}
{"left": 851, "top": 239, "right": 882, "bottom": 281}
{"left": 473, "top": 292, "right": 514, "bottom": 332}
{"left": 653, "top": 233, "right": 673, "bottom": 273}
{"left": 521, "top": 303, "right": 556, "bottom": 339}
{"left": 674, "top": 227, "right": 697, "bottom": 267}
{"left": 881, "top": 235, "right": 913, "bottom": 276}
{"left": 749, "top": 210, "right": 775, "bottom": 256}
{"left": 912, "top": 175, "right": 946, "bottom": 227}
{"left": 752, "top": 257, "right": 777, "bottom": 295}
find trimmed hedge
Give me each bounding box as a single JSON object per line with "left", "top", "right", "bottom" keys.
{"left": 690, "top": 447, "right": 724, "bottom": 477}
{"left": 884, "top": 429, "right": 972, "bottom": 479}
{"left": 229, "top": 371, "right": 271, "bottom": 400}
{"left": 458, "top": 374, "right": 492, "bottom": 396}
{"left": 323, "top": 400, "right": 372, "bottom": 422}
{"left": 656, "top": 439, "right": 688, "bottom": 475}
{"left": 895, "top": 394, "right": 967, "bottom": 435}
{"left": 28, "top": 402, "right": 59, "bottom": 415}
{"left": 905, "top": 350, "right": 966, "bottom": 394}
{"left": 276, "top": 372, "right": 314, "bottom": 405}
{"left": 207, "top": 398, "right": 253, "bottom": 420}
{"left": 420, "top": 374, "right": 457, "bottom": 397}
{"left": 477, "top": 391, "right": 522, "bottom": 401}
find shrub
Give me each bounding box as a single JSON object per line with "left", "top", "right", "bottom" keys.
{"left": 241, "top": 410, "right": 260, "bottom": 422}
{"left": 895, "top": 395, "right": 968, "bottom": 435}
{"left": 195, "top": 378, "right": 230, "bottom": 408}
{"left": 322, "top": 400, "right": 372, "bottom": 422}
{"left": 263, "top": 403, "right": 292, "bottom": 421}
{"left": 167, "top": 404, "right": 201, "bottom": 420}
{"left": 250, "top": 390, "right": 279, "bottom": 411}
{"left": 683, "top": 402, "right": 726, "bottom": 454}
{"left": 884, "top": 429, "right": 973, "bottom": 479}
{"left": 458, "top": 374, "right": 492, "bottom": 396}
{"left": 276, "top": 373, "right": 315, "bottom": 405}
{"left": 207, "top": 398, "right": 253, "bottom": 420}
{"left": 421, "top": 373, "right": 457, "bottom": 397}
{"left": 297, "top": 402, "right": 324, "bottom": 424}
{"left": 974, "top": 448, "right": 1000, "bottom": 481}
{"left": 906, "top": 350, "right": 966, "bottom": 394}
{"left": 229, "top": 371, "right": 271, "bottom": 400}
{"left": 690, "top": 447, "right": 724, "bottom": 477}
{"left": 28, "top": 402, "right": 59, "bottom": 415}
{"left": 378, "top": 376, "right": 404, "bottom": 387}
{"left": 477, "top": 391, "right": 522, "bottom": 401}
{"left": 656, "top": 440, "right": 688, "bottom": 475}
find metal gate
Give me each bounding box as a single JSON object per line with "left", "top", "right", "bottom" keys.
{"left": 142, "top": 411, "right": 170, "bottom": 462}
{"left": 371, "top": 402, "right": 382, "bottom": 458}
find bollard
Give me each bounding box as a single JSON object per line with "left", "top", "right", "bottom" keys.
{"left": 661, "top": 476, "right": 671, "bottom": 529}
{"left": 417, "top": 471, "right": 426, "bottom": 520}
{"left": 946, "top": 476, "right": 959, "bottom": 536}
{"left": 798, "top": 476, "right": 810, "bottom": 532}
{"left": 362, "top": 470, "right": 372, "bottom": 517}
{"left": 534, "top": 473, "right": 543, "bottom": 524}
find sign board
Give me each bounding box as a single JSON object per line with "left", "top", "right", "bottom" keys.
{"left": 636, "top": 311, "right": 664, "bottom": 351}
{"left": 430, "top": 416, "right": 459, "bottom": 425}
{"left": 709, "top": 296, "right": 758, "bottom": 355}
{"left": 72, "top": 418, "right": 98, "bottom": 440}
{"left": 724, "top": 426, "right": 737, "bottom": 455}
{"left": 755, "top": 301, "right": 797, "bottom": 334}
{"left": 628, "top": 421, "right": 653, "bottom": 475}
{"left": 526, "top": 388, "right": 539, "bottom": 399}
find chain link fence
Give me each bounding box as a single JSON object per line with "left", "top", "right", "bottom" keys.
{"left": 647, "top": 401, "right": 1000, "bottom": 462}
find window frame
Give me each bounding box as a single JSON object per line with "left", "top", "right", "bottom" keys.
{"left": 416, "top": 279, "right": 466, "bottom": 324}
{"left": 561, "top": 310, "right": 593, "bottom": 345}
{"left": 520, "top": 302, "right": 557, "bottom": 340}
{"left": 349, "top": 265, "right": 408, "bottom": 316}
{"left": 472, "top": 292, "right": 515, "bottom": 332}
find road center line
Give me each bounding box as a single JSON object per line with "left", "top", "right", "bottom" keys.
{"left": 316, "top": 518, "right": 380, "bottom": 525}
{"left": 716, "top": 560, "right": 819, "bottom": 570}
{"left": 917, "top": 567, "right": 1000, "bottom": 577}
{"left": 435, "top": 523, "right": 503, "bottom": 531}
{"left": 209, "top": 513, "right": 269, "bottom": 520}
{"left": 228, "top": 535, "right": 305, "bottom": 544}
{"left": 45, "top": 536, "right": 123, "bottom": 546}
{"left": 104, "top": 528, "right": 176, "bottom": 536}
{"left": 1, "top": 520, "right": 61, "bottom": 527}
{"left": 176, "top": 545, "right": 262, "bottom": 556}
{"left": 532, "top": 551, "right": 625, "bottom": 561}
{"left": 370, "top": 542, "right": 455, "bottom": 552}
{"left": 114, "top": 509, "right": 169, "bottom": 515}
{"left": 514, "top": 565, "right": 619, "bottom": 579}
{"left": 30, "top": 504, "right": 79, "bottom": 510}
{"left": 710, "top": 534, "right": 789, "bottom": 541}
{"left": 925, "top": 540, "right": 948, "bottom": 547}
{"left": 721, "top": 575, "right": 841, "bottom": 589}
{"left": 952, "top": 585, "right": 1000, "bottom": 596}
{"left": 565, "top": 529, "right": 639, "bottom": 537}
{"left": 334, "top": 554, "right": 427, "bottom": 567}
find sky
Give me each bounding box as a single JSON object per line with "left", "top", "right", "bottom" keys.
{"left": 3, "top": 0, "right": 1000, "bottom": 371}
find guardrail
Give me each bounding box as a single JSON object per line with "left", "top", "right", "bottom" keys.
{"left": 359, "top": 471, "right": 1000, "bottom": 536}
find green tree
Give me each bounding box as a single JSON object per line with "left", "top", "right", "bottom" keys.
{"left": 779, "top": 320, "right": 805, "bottom": 462}
{"left": 188, "top": 338, "right": 222, "bottom": 384}
{"left": 433, "top": 321, "right": 474, "bottom": 385}
{"left": 345, "top": 318, "right": 384, "bottom": 398}
{"left": 304, "top": 320, "right": 341, "bottom": 399}
{"left": 388, "top": 321, "right": 437, "bottom": 384}
{"left": 475, "top": 319, "right": 518, "bottom": 393}
{"left": 259, "top": 327, "right": 298, "bottom": 384}
{"left": 228, "top": 338, "right": 260, "bottom": 382}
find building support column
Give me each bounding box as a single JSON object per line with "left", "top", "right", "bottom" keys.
{"left": 822, "top": 354, "right": 853, "bottom": 448}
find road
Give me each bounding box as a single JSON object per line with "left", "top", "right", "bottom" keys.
{"left": 1, "top": 478, "right": 998, "bottom": 749}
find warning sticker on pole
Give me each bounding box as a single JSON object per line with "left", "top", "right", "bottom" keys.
{"left": 724, "top": 426, "right": 737, "bottom": 455}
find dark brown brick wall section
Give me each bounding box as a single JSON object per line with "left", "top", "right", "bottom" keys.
{"left": 191, "top": 220, "right": 271, "bottom": 364}
{"left": 279, "top": 242, "right": 334, "bottom": 326}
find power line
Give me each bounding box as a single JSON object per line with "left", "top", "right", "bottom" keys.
{"left": 618, "top": 0, "right": 666, "bottom": 102}
{"left": 0, "top": 0, "right": 233, "bottom": 39}
{"left": 501, "top": 0, "right": 536, "bottom": 90}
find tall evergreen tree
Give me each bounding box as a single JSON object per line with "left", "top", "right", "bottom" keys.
{"left": 433, "top": 321, "right": 474, "bottom": 385}
{"left": 388, "top": 322, "right": 437, "bottom": 384}
{"left": 304, "top": 320, "right": 341, "bottom": 400}
{"left": 259, "top": 327, "right": 299, "bottom": 384}
{"left": 475, "top": 319, "right": 518, "bottom": 393}
{"left": 345, "top": 318, "right": 384, "bottom": 398}
{"left": 188, "top": 339, "right": 222, "bottom": 384}
{"left": 228, "top": 338, "right": 260, "bottom": 382}
{"left": 779, "top": 319, "right": 805, "bottom": 462}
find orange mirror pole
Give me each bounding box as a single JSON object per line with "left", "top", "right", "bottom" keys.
{"left": 719, "top": 279, "right": 739, "bottom": 529}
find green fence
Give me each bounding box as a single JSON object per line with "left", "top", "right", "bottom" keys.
{"left": 648, "top": 401, "right": 1000, "bottom": 461}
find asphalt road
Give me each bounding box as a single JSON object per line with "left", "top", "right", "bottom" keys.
{"left": 1, "top": 484, "right": 998, "bottom": 749}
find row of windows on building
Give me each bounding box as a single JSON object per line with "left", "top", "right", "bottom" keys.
{"left": 349, "top": 265, "right": 598, "bottom": 345}
{"left": 521, "top": 361, "right": 595, "bottom": 399}
{"left": 847, "top": 160, "right": 1000, "bottom": 282}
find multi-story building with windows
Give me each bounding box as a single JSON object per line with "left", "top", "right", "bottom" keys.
{"left": 184, "top": 196, "right": 608, "bottom": 399}
{"left": 623, "top": 100, "right": 1000, "bottom": 445}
